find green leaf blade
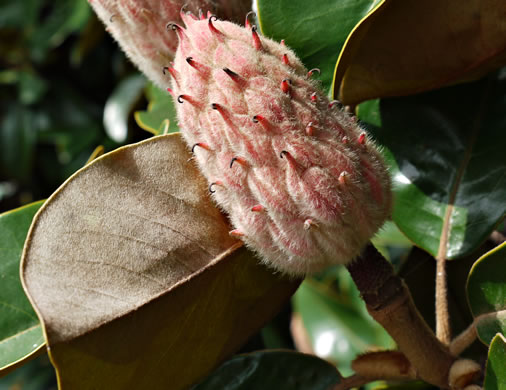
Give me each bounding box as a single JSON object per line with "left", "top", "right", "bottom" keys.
{"left": 484, "top": 333, "right": 506, "bottom": 390}
{"left": 193, "top": 350, "right": 341, "bottom": 390}
{"left": 467, "top": 242, "right": 506, "bottom": 345}
{"left": 0, "top": 201, "right": 45, "bottom": 375}
{"left": 256, "top": 0, "right": 382, "bottom": 93}
{"left": 358, "top": 76, "right": 506, "bottom": 259}
{"left": 293, "top": 273, "right": 394, "bottom": 376}
{"left": 135, "top": 82, "right": 179, "bottom": 135}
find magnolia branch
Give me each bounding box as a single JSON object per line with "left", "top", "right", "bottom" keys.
{"left": 345, "top": 244, "right": 455, "bottom": 388}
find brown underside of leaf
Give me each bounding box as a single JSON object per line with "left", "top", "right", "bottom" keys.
{"left": 50, "top": 244, "right": 298, "bottom": 390}
{"left": 21, "top": 134, "right": 300, "bottom": 389}
{"left": 334, "top": 0, "right": 506, "bottom": 104}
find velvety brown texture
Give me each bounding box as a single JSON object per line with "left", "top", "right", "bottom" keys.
{"left": 21, "top": 134, "right": 299, "bottom": 389}
{"left": 334, "top": 0, "right": 506, "bottom": 104}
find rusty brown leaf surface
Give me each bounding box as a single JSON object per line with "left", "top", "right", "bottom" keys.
{"left": 21, "top": 134, "right": 299, "bottom": 389}
{"left": 333, "top": 0, "right": 506, "bottom": 105}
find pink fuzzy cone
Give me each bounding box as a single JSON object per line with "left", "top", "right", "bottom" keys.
{"left": 88, "top": 0, "right": 251, "bottom": 87}
{"left": 169, "top": 14, "right": 392, "bottom": 276}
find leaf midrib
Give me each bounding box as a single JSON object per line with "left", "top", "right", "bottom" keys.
{"left": 436, "top": 81, "right": 488, "bottom": 260}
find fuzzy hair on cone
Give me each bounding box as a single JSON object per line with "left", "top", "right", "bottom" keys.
{"left": 88, "top": 0, "right": 251, "bottom": 87}
{"left": 169, "top": 13, "right": 392, "bottom": 276}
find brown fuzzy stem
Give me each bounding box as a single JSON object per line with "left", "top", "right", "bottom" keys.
{"left": 436, "top": 256, "right": 451, "bottom": 344}
{"left": 352, "top": 351, "right": 416, "bottom": 380}
{"left": 450, "top": 322, "right": 477, "bottom": 356}
{"left": 346, "top": 245, "right": 455, "bottom": 388}
{"left": 329, "top": 351, "right": 417, "bottom": 389}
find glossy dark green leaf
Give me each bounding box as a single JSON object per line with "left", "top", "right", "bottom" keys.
{"left": 484, "top": 333, "right": 506, "bottom": 390}
{"left": 467, "top": 242, "right": 506, "bottom": 345}
{"left": 357, "top": 75, "right": 506, "bottom": 259}
{"left": 135, "top": 82, "right": 179, "bottom": 135}
{"left": 192, "top": 350, "right": 341, "bottom": 390}
{"left": 372, "top": 221, "right": 412, "bottom": 249}
{"left": 293, "top": 274, "right": 394, "bottom": 375}
{"left": 103, "top": 74, "right": 146, "bottom": 143}
{"left": 0, "top": 201, "right": 45, "bottom": 376}
{"left": 371, "top": 220, "right": 412, "bottom": 264}
{"left": 256, "top": 0, "right": 383, "bottom": 93}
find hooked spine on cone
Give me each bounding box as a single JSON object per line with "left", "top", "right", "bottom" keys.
{"left": 168, "top": 11, "right": 392, "bottom": 276}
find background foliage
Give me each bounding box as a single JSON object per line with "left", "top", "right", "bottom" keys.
{"left": 0, "top": 0, "right": 505, "bottom": 389}
{"left": 0, "top": 0, "right": 145, "bottom": 212}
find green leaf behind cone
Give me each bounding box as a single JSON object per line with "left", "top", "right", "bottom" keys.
{"left": 484, "top": 333, "right": 506, "bottom": 390}
{"left": 256, "top": 0, "right": 383, "bottom": 93}
{"left": 21, "top": 134, "right": 300, "bottom": 389}
{"left": 192, "top": 350, "right": 341, "bottom": 390}
{"left": 467, "top": 242, "right": 506, "bottom": 346}
{"left": 0, "top": 201, "right": 45, "bottom": 377}
{"left": 358, "top": 75, "right": 506, "bottom": 259}
{"left": 370, "top": 220, "right": 412, "bottom": 266}
{"left": 293, "top": 272, "right": 394, "bottom": 376}
{"left": 135, "top": 82, "right": 179, "bottom": 135}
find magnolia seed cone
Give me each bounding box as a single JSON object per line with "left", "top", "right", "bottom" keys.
{"left": 88, "top": 0, "right": 252, "bottom": 87}
{"left": 168, "top": 14, "right": 392, "bottom": 276}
